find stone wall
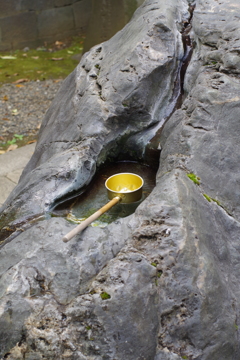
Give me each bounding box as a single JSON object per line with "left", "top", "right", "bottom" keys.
{"left": 0, "top": 0, "right": 144, "bottom": 51}
{"left": 83, "top": 0, "right": 142, "bottom": 53}
{"left": 0, "top": 0, "right": 91, "bottom": 51}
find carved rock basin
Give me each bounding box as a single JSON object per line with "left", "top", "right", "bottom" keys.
{"left": 1, "top": 0, "right": 240, "bottom": 359}
{"left": 53, "top": 161, "right": 156, "bottom": 229}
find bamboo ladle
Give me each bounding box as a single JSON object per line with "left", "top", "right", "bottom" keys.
{"left": 62, "top": 173, "right": 144, "bottom": 242}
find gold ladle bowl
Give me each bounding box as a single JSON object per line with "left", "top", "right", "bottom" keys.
{"left": 62, "top": 172, "right": 144, "bottom": 242}
{"left": 105, "top": 172, "right": 144, "bottom": 203}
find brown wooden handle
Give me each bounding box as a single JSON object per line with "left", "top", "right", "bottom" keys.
{"left": 62, "top": 196, "right": 121, "bottom": 242}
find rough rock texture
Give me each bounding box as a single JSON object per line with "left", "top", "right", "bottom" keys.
{"left": 1, "top": 0, "right": 240, "bottom": 359}
{"left": 0, "top": 0, "right": 188, "bottom": 227}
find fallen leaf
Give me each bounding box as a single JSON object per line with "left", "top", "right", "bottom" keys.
{"left": 55, "top": 41, "right": 64, "bottom": 46}
{"left": 27, "top": 140, "right": 37, "bottom": 144}
{"left": 12, "top": 109, "right": 19, "bottom": 115}
{"left": 7, "top": 144, "right": 18, "bottom": 152}
{"left": 53, "top": 79, "right": 61, "bottom": 83}
{"left": 67, "top": 50, "right": 73, "bottom": 54}
{"left": 12, "top": 78, "right": 29, "bottom": 84}
{"left": 31, "top": 56, "right": 39, "bottom": 60}
{"left": 0, "top": 150, "right": 6, "bottom": 154}
{"left": 37, "top": 71, "right": 43, "bottom": 73}
{"left": 51, "top": 57, "right": 63, "bottom": 61}
{"left": 0, "top": 55, "right": 17, "bottom": 60}
{"left": 22, "top": 54, "right": 28, "bottom": 57}
{"left": 3, "top": 118, "right": 9, "bottom": 121}
{"left": 3, "top": 95, "right": 8, "bottom": 101}
{"left": 15, "top": 84, "right": 24, "bottom": 88}
{"left": 13, "top": 73, "right": 19, "bottom": 76}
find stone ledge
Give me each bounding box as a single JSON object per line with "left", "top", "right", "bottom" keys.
{"left": 0, "top": 144, "right": 36, "bottom": 177}
{"left": 6, "top": 169, "right": 23, "bottom": 184}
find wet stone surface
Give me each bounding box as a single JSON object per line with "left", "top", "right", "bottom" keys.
{"left": 53, "top": 161, "right": 157, "bottom": 227}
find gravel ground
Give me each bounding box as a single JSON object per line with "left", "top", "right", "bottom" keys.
{"left": 0, "top": 79, "right": 64, "bottom": 142}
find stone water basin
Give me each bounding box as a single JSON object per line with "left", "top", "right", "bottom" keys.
{"left": 53, "top": 161, "right": 157, "bottom": 227}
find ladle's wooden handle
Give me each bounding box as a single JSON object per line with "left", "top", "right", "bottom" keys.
{"left": 62, "top": 196, "right": 121, "bottom": 242}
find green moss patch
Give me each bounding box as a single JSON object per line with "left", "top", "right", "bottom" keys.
{"left": 203, "top": 193, "right": 212, "bottom": 202}
{"left": 100, "top": 292, "right": 111, "bottom": 300}
{"left": 203, "top": 194, "right": 221, "bottom": 206}
{"left": 187, "top": 173, "right": 201, "bottom": 185}
{"left": 211, "top": 198, "right": 221, "bottom": 206}
{"left": 0, "top": 36, "right": 84, "bottom": 85}
{"left": 151, "top": 262, "right": 157, "bottom": 267}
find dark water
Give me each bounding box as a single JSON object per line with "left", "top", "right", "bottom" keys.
{"left": 53, "top": 161, "right": 156, "bottom": 227}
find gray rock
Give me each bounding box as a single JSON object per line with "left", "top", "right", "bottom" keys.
{"left": 0, "top": 0, "right": 188, "bottom": 227}
{"left": 1, "top": 0, "right": 240, "bottom": 359}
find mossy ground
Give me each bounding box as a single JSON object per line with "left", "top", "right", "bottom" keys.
{"left": 0, "top": 135, "right": 37, "bottom": 152}
{"left": 0, "top": 36, "right": 84, "bottom": 85}
{"left": 0, "top": 36, "right": 84, "bottom": 150}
